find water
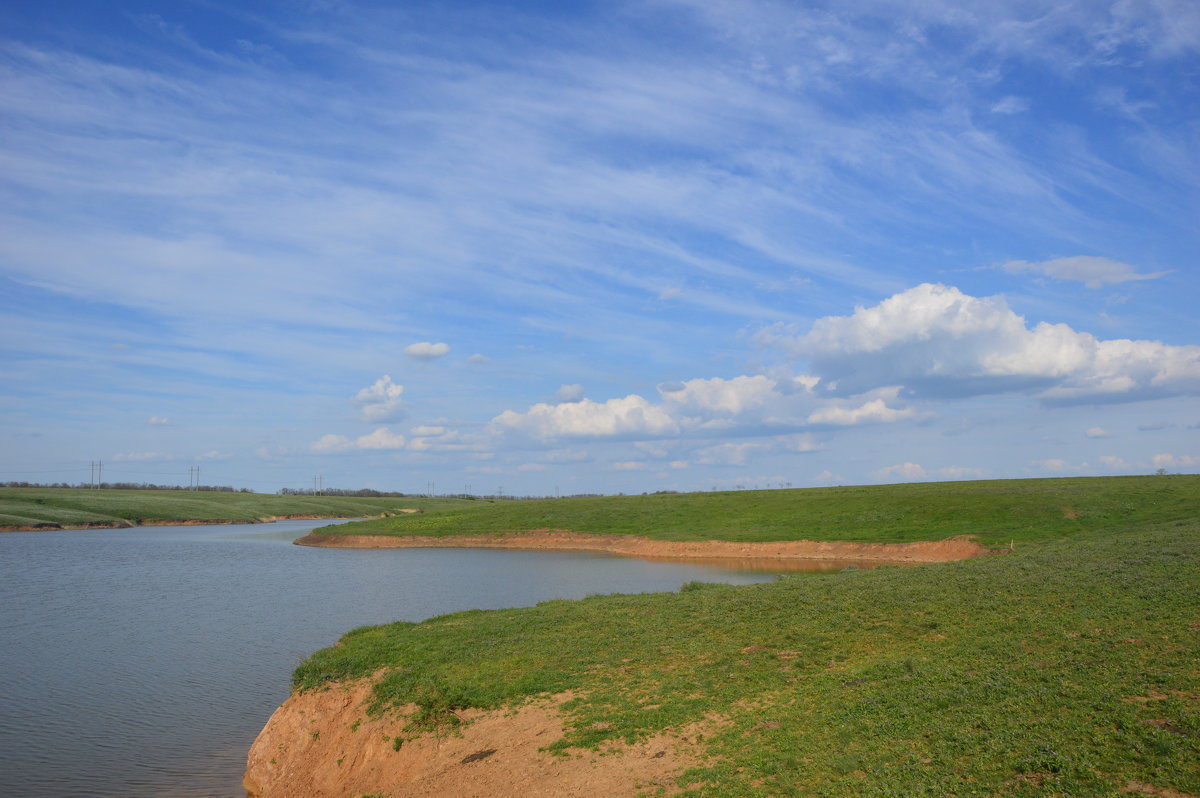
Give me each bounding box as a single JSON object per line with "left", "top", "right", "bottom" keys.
{"left": 0, "top": 520, "right": 800, "bottom": 797}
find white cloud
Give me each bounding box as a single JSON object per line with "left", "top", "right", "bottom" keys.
{"left": 938, "top": 466, "right": 988, "bottom": 479}
{"left": 991, "top": 96, "right": 1029, "bottom": 114}
{"left": 148, "top": 416, "right": 168, "bottom": 425}
{"left": 195, "top": 450, "right": 230, "bottom": 461}
{"left": 410, "top": 425, "right": 446, "bottom": 436}
{"left": 466, "top": 354, "right": 490, "bottom": 364}
{"left": 1085, "top": 427, "right": 1112, "bottom": 438}
{"left": 1152, "top": 453, "right": 1199, "bottom": 468}
{"left": 1032, "top": 458, "right": 1075, "bottom": 472}
{"left": 355, "top": 427, "right": 407, "bottom": 450}
{"left": 669, "top": 460, "right": 689, "bottom": 469}
{"left": 807, "top": 395, "right": 918, "bottom": 426}
{"left": 610, "top": 460, "right": 648, "bottom": 471}
{"left": 354, "top": 375, "right": 405, "bottom": 422}
{"left": 1003, "top": 256, "right": 1170, "bottom": 288}
{"left": 874, "top": 462, "right": 927, "bottom": 481}
{"left": 659, "top": 374, "right": 799, "bottom": 415}
{"left": 311, "top": 434, "right": 353, "bottom": 453}
{"left": 112, "top": 451, "right": 173, "bottom": 462}
{"left": 1099, "top": 455, "right": 1130, "bottom": 469}
{"left": 696, "top": 442, "right": 769, "bottom": 466}
{"left": 779, "top": 433, "right": 822, "bottom": 452}
{"left": 813, "top": 470, "right": 843, "bottom": 486}
{"left": 491, "top": 394, "right": 679, "bottom": 440}
{"left": 765, "top": 283, "right": 1200, "bottom": 403}
{"left": 555, "top": 384, "right": 585, "bottom": 402}
{"left": 405, "top": 341, "right": 450, "bottom": 361}
{"left": 517, "top": 463, "right": 547, "bottom": 471}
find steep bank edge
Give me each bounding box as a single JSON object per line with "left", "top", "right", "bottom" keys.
{"left": 294, "top": 529, "right": 993, "bottom": 563}
{"left": 245, "top": 678, "right": 702, "bottom": 798}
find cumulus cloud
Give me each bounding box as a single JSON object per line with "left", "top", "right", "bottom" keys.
{"left": 354, "top": 375, "right": 405, "bottom": 422}
{"left": 1003, "top": 256, "right": 1170, "bottom": 288}
{"left": 311, "top": 434, "right": 353, "bottom": 453}
{"left": 1099, "top": 455, "right": 1130, "bottom": 469}
{"left": 1085, "top": 427, "right": 1112, "bottom": 438}
{"left": 1152, "top": 453, "right": 1199, "bottom": 468}
{"left": 610, "top": 461, "right": 648, "bottom": 471}
{"left": 148, "top": 416, "right": 168, "bottom": 425}
{"left": 491, "top": 372, "right": 916, "bottom": 442}
{"left": 763, "top": 283, "right": 1200, "bottom": 404}
{"left": 405, "top": 341, "right": 450, "bottom": 361}
{"left": 491, "top": 394, "right": 679, "bottom": 440}
{"left": 555, "top": 384, "right": 585, "bottom": 402}
{"left": 517, "top": 463, "right": 547, "bottom": 471}
{"left": 355, "top": 427, "right": 407, "bottom": 450}
{"left": 874, "top": 462, "right": 927, "bottom": 481}
{"left": 807, "top": 393, "right": 919, "bottom": 426}
{"left": 312, "top": 427, "right": 407, "bottom": 452}
{"left": 466, "top": 353, "right": 490, "bottom": 364}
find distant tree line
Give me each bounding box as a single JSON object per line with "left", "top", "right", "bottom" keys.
{"left": 1, "top": 481, "right": 246, "bottom": 492}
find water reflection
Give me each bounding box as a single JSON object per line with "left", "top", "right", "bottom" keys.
{"left": 0, "top": 520, "right": 792, "bottom": 798}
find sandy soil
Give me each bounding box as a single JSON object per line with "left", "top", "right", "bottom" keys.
{"left": 245, "top": 679, "right": 705, "bottom": 798}
{"left": 295, "top": 528, "right": 992, "bottom": 563}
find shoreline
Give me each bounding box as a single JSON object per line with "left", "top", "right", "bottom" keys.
{"left": 294, "top": 528, "right": 994, "bottom": 563}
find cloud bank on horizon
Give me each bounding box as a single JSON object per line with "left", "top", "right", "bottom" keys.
{"left": 0, "top": 0, "right": 1196, "bottom": 494}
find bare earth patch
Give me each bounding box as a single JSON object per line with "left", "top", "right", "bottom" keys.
{"left": 244, "top": 679, "right": 702, "bottom": 798}
{"left": 295, "top": 529, "right": 991, "bottom": 563}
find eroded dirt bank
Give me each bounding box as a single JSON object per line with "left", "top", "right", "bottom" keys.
{"left": 245, "top": 679, "right": 700, "bottom": 798}
{"left": 295, "top": 529, "right": 992, "bottom": 563}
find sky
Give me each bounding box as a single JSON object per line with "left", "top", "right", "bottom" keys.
{"left": 1, "top": 0, "right": 1198, "bottom": 496}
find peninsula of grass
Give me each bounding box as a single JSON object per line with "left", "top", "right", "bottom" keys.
{"left": 0, "top": 487, "right": 469, "bottom": 531}
{"left": 295, "top": 491, "right": 1200, "bottom": 796}
{"left": 315, "top": 475, "right": 1200, "bottom": 547}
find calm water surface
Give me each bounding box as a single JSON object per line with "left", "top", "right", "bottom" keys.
{"left": 0, "top": 520, "right": 798, "bottom": 797}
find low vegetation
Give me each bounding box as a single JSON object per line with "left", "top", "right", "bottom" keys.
{"left": 316, "top": 475, "right": 1200, "bottom": 546}
{"left": 0, "top": 487, "right": 466, "bottom": 530}
{"left": 297, "top": 515, "right": 1200, "bottom": 796}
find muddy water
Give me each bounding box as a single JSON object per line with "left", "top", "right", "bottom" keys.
{"left": 0, "top": 519, "right": 854, "bottom": 797}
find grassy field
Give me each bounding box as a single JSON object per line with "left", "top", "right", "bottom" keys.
{"left": 0, "top": 487, "right": 465, "bottom": 529}
{"left": 296, "top": 516, "right": 1200, "bottom": 797}
{"left": 316, "top": 475, "right": 1200, "bottom": 547}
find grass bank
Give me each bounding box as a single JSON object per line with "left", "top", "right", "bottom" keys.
{"left": 296, "top": 518, "right": 1200, "bottom": 796}
{"left": 0, "top": 487, "right": 464, "bottom": 530}
{"left": 315, "top": 475, "right": 1200, "bottom": 546}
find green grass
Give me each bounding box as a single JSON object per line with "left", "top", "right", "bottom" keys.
{"left": 315, "top": 475, "right": 1200, "bottom": 546}
{"left": 0, "top": 487, "right": 468, "bottom": 529}
{"left": 296, "top": 516, "right": 1200, "bottom": 796}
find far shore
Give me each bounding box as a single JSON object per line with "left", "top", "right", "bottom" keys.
{"left": 0, "top": 514, "right": 361, "bottom": 533}
{"left": 294, "top": 528, "right": 994, "bottom": 563}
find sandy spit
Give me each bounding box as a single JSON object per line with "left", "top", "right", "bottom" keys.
{"left": 294, "top": 529, "right": 992, "bottom": 563}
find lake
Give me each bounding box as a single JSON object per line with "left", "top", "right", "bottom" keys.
{"left": 0, "top": 520, "right": 802, "bottom": 797}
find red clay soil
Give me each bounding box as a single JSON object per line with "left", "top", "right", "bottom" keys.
{"left": 244, "top": 679, "right": 706, "bottom": 798}
{"left": 295, "top": 529, "right": 991, "bottom": 563}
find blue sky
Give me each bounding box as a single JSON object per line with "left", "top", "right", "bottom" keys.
{"left": 2, "top": 0, "right": 1197, "bottom": 495}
